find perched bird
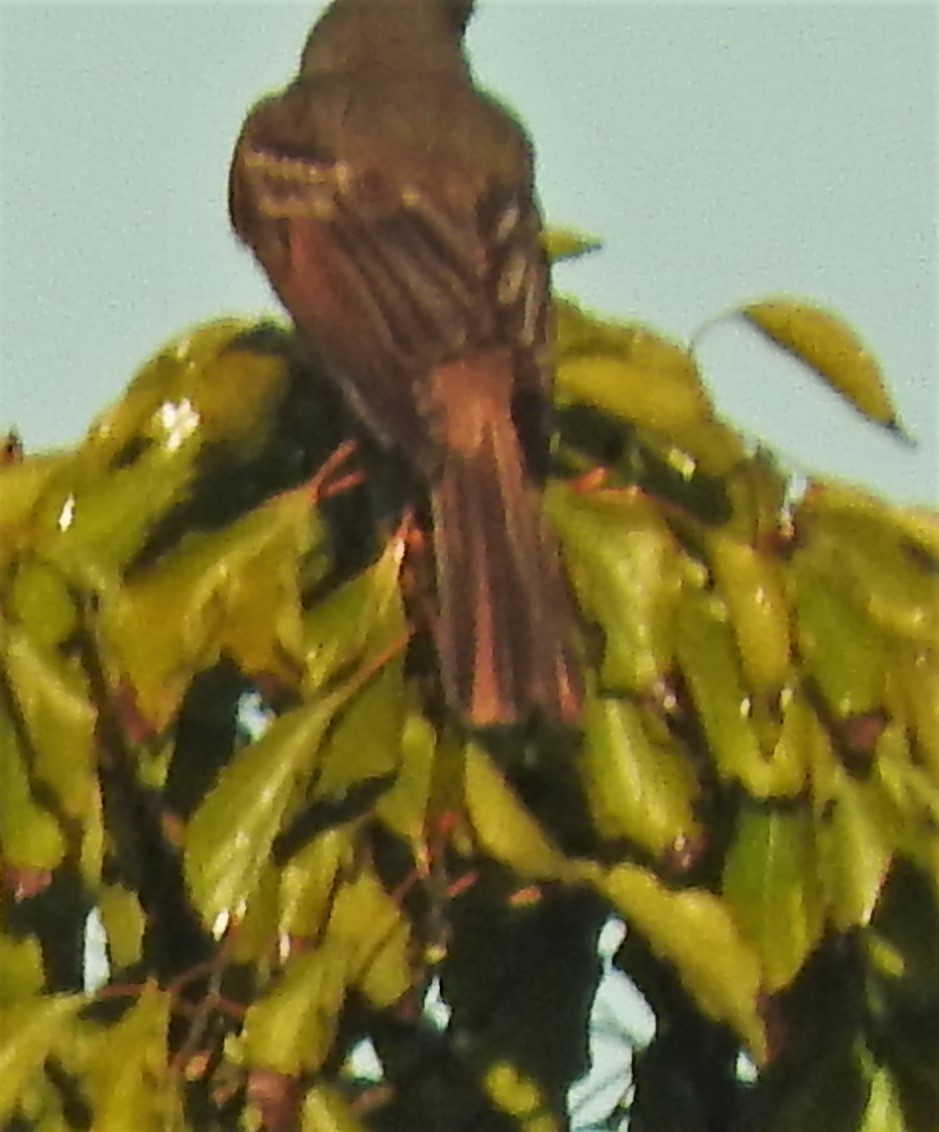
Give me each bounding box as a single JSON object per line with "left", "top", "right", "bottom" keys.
{"left": 230, "top": 0, "right": 582, "bottom": 727}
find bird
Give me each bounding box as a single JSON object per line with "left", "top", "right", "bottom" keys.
{"left": 229, "top": 0, "right": 582, "bottom": 727}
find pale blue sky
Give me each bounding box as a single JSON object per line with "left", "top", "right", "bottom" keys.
{"left": 1, "top": 1, "right": 936, "bottom": 505}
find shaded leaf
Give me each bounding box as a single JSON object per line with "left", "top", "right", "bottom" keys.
{"left": 722, "top": 805, "right": 824, "bottom": 991}
{"left": 0, "top": 697, "right": 66, "bottom": 871}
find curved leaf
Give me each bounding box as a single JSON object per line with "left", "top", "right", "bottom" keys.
{"left": 597, "top": 863, "right": 766, "bottom": 1060}
{"left": 742, "top": 298, "right": 909, "bottom": 438}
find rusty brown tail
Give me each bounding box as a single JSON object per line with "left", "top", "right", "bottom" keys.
{"left": 428, "top": 360, "right": 582, "bottom": 728}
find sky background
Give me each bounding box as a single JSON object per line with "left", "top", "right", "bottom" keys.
{"left": 1, "top": 1, "right": 936, "bottom": 507}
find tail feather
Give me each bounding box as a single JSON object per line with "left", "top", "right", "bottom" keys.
{"left": 430, "top": 406, "right": 582, "bottom": 727}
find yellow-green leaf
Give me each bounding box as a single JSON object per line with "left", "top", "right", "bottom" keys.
{"left": 543, "top": 227, "right": 602, "bottom": 263}
{"left": 547, "top": 485, "right": 687, "bottom": 693}
{"left": 722, "top": 805, "right": 824, "bottom": 991}
{"left": 184, "top": 689, "right": 349, "bottom": 928}
{"left": 742, "top": 298, "right": 909, "bottom": 437}
{"left": 464, "top": 744, "right": 574, "bottom": 881}
{"left": 0, "top": 995, "right": 83, "bottom": 1124}
{"left": 242, "top": 941, "right": 348, "bottom": 1075}
{"left": 83, "top": 983, "right": 175, "bottom": 1132}
{"left": 597, "top": 863, "right": 766, "bottom": 1060}
{"left": 581, "top": 693, "right": 700, "bottom": 858}
{"left": 0, "top": 935, "right": 45, "bottom": 1005}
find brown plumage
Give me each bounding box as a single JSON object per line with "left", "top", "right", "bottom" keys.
{"left": 230, "top": 0, "right": 582, "bottom": 726}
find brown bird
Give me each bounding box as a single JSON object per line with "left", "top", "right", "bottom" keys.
{"left": 229, "top": 0, "right": 582, "bottom": 727}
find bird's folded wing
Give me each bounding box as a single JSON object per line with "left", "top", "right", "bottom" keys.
{"left": 233, "top": 142, "right": 551, "bottom": 463}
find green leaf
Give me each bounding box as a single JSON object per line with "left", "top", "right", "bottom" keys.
{"left": 302, "top": 535, "right": 405, "bottom": 695}
{"left": 7, "top": 558, "right": 79, "bottom": 650}
{"left": 330, "top": 865, "right": 412, "bottom": 1009}
{"left": 793, "top": 557, "right": 886, "bottom": 721}
{"left": 858, "top": 1065, "right": 906, "bottom": 1132}
{"left": 104, "top": 486, "right": 319, "bottom": 726}
{"left": 83, "top": 983, "right": 175, "bottom": 1132}
{"left": 0, "top": 452, "right": 71, "bottom": 555}
{"left": 184, "top": 688, "right": 349, "bottom": 929}
{"left": 377, "top": 712, "right": 437, "bottom": 849}
{"left": 722, "top": 805, "right": 824, "bottom": 991}
{"left": 795, "top": 485, "right": 939, "bottom": 652}
{"left": 277, "top": 828, "right": 353, "bottom": 943}
{"left": 542, "top": 226, "right": 602, "bottom": 263}
{"left": 547, "top": 485, "right": 687, "bottom": 693}
{"left": 580, "top": 693, "right": 700, "bottom": 858}
{"left": 0, "top": 995, "right": 83, "bottom": 1124}
{"left": 84, "top": 318, "right": 292, "bottom": 464}
{"left": 742, "top": 298, "right": 910, "bottom": 438}
{"left": 3, "top": 625, "right": 97, "bottom": 820}
{"left": 556, "top": 337, "right": 711, "bottom": 440}
{"left": 597, "top": 862, "right": 766, "bottom": 1059}
{"left": 705, "top": 530, "right": 792, "bottom": 699}
{"left": 97, "top": 885, "right": 146, "bottom": 972}
{"left": 676, "top": 588, "right": 788, "bottom": 797}
{"left": 301, "top": 1083, "right": 367, "bottom": 1132}
{"left": 242, "top": 938, "right": 348, "bottom": 1075}
{"left": 464, "top": 743, "right": 574, "bottom": 881}
{"left": 815, "top": 776, "right": 894, "bottom": 931}
{"left": 311, "top": 643, "right": 405, "bottom": 805}
{"left": 0, "top": 935, "right": 45, "bottom": 1005}
{"left": 482, "top": 1060, "right": 552, "bottom": 1124}
{"left": 0, "top": 697, "right": 66, "bottom": 871}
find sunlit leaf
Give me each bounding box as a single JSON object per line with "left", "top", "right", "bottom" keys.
{"left": 676, "top": 589, "right": 790, "bottom": 797}
{"left": 302, "top": 1083, "right": 368, "bottom": 1132}
{"left": 556, "top": 338, "right": 711, "bottom": 441}
{"left": 97, "top": 884, "right": 146, "bottom": 972}
{"left": 464, "top": 743, "right": 574, "bottom": 881}
{"left": 83, "top": 982, "right": 175, "bottom": 1132}
{"left": 543, "top": 227, "right": 602, "bottom": 263}
{"left": 581, "top": 693, "right": 700, "bottom": 858}
{"left": 0, "top": 995, "right": 83, "bottom": 1124}
{"left": 3, "top": 625, "right": 96, "bottom": 820}
{"left": 105, "top": 486, "right": 320, "bottom": 726}
{"left": 597, "top": 863, "right": 766, "bottom": 1059}
{"left": 742, "top": 298, "right": 910, "bottom": 438}
{"left": 547, "top": 485, "right": 687, "bottom": 693}
{"left": 0, "top": 701, "right": 66, "bottom": 871}
{"left": 705, "top": 530, "right": 791, "bottom": 699}
{"left": 302, "top": 535, "right": 406, "bottom": 695}
{"left": 792, "top": 556, "right": 886, "bottom": 721}
{"left": 242, "top": 938, "right": 349, "bottom": 1075}
{"left": 0, "top": 934, "right": 45, "bottom": 1005}
{"left": 184, "top": 688, "right": 349, "bottom": 927}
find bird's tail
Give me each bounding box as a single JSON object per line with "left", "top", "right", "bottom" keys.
{"left": 429, "top": 358, "right": 582, "bottom": 728}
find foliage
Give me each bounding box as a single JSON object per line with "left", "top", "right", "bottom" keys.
{"left": 1, "top": 263, "right": 937, "bottom": 1131}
